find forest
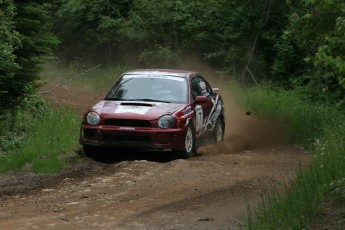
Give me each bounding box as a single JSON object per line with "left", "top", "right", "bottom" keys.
{"left": 1, "top": 0, "right": 345, "bottom": 110}
{"left": 1, "top": 1, "right": 345, "bottom": 229}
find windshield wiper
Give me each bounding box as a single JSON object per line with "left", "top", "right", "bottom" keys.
{"left": 104, "top": 98, "right": 170, "bottom": 103}
{"left": 134, "top": 98, "right": 171, "bottom": 103}
{"left": 104, "top": 97, "right": 122, "bottom": 101}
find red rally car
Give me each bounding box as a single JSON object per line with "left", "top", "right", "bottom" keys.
{"left": 79, "top": 69, "right": 225, "bottom": 158}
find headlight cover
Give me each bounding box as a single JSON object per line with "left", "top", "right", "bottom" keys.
{"left": 86, "top": 111, "right": 100, "bottom": 125}
{"left": 157, "top": 115, "right": 174, "bottom": 128}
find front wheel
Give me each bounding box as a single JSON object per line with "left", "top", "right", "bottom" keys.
{"left": 174, "top": 124, "right": 196, "bottom": 158}
{"left": 213, "top": 118, "right": 224, "bottom": 143}
{"left": 83, "top": 145, "right": 100, "bottom": 157}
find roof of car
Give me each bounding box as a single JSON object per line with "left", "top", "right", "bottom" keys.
{"left": 124, "top": 69, "right": 198, "bottom": 78}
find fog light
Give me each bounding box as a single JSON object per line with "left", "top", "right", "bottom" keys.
{"left": 158, "top": 133, "right": 172, "bottom": 144}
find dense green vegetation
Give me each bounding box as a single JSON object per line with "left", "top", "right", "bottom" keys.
{"left": 0, "top": 108, "right": 80, "bottom": 173}
{"left": 1, "top": 0, "right": 345, "bottom": 108}
{"left": 0, "top": 1, "right": 58, "bottom": 109}
{"left": 0, "top": 94, "right": 80, "bottom": 173}
{"left": 50, "top": 0, "right": 345, "bottom": 107}
{"left": 0, "top": 0, "right": 344, "bottom": 228}
{"left": 234, "top": 86, "right": 345, "bottom": 229}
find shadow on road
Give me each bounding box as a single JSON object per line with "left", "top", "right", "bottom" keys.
{"left": 81, "top": 148, "right": 180, "bottom": 164}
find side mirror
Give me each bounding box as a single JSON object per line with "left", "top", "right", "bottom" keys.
{"left": 194, "top": 96, "right": 207, "bottom": 104}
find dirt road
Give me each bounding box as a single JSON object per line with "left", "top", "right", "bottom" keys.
{"left": 0, "top": 145, "right": 309, "bottom": 230}
{"left": 0, "top": 81, "right": 310, "bottom": 229}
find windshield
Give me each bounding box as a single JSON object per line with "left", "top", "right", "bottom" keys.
{"left": 105, "top": 74, "right": 188, "bottom": 104}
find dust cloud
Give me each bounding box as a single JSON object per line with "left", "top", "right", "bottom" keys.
{"left": 198, "top": 91, "right": 288, "bottom": 156}
{"left": 173, "top": 56, "right": 288, "bottom": 156}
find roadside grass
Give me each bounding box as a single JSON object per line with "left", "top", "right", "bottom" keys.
{"left": 0, "top": 64, "right": 130, "bottom": 174}
{"left": 234, "top": 84, "right": 345, "bottom": 229}
{"left": 0, "top": 106, "right": 81, "bottom": 173}
{"left": 0, "top": 95, "right": 48, "bottom": 156}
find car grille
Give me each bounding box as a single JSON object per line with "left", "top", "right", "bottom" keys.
{"left": 103, "top": 132, "right": 151, "bottom": 143}
{"left": 104, "top": 119, "right": 151, "bottom": 127}
{"left": 84, "top": 129, "right": 97, "bottom": 140}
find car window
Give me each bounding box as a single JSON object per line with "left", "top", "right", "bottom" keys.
{"left": 191, "top": 76, "right": 213, "bottom": 99}
{"left": 105, "top": 74, "right": 188, "bottom": 104}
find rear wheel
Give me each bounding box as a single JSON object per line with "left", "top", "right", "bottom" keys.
{"left": 213, "top": 118, "right": 224, "bottom": 143}
{"left": 174, "top": 123, "right": 196, "bottom": 158}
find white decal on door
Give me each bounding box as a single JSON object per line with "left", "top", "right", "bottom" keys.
{"left": 197, "top": 95, "right": 222, "bottom": 136}
{"left": 195, "top": 105, "right": 203, "bottom": 133}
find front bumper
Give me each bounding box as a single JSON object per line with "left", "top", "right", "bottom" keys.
{"left": 79, "top": 124, "right": 187, "bottom": 150}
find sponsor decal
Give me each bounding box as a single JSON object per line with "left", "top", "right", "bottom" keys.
{"left": 182, "top": 106, "right": 193, "bottom": 115}
{"left": 115, "top": 106, "right": 150, "bottom": 115}
{"left": 123, "top": 75, "right": 184, "bottom": 81}
{"left": 195, "top": 105, "right": 203, "bottom": 132}
{"left": 118, "top": 127, "right": 135, "bottom": 130}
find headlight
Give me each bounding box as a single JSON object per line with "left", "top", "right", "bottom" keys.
{"left": 86, "top": 111, "right": 100, "bottom": 125}
{"left": 157, "top": 115, "right": 174, "bottom": 128}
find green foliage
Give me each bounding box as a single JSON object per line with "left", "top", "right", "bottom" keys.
{"left": 54, "top": 0, "right": 129, "bottom": 64}
{"left": 237, "top": 85, "right": 345, "bottom": 229}
{"left": 57, "top": 0, "right": 345, "bottom": 99}
{"left": 272, "top": 0, "right": 345, "bottom": 106}
{"left": 0, "top": 106, "right": 80, "bottom": 173}
{"left": 0, "top": 88, "right": 79, "bottom": 173}
{"left": 9, "top": 1, "right": 59, "bottom": 105}
{"left": 0, "top": 43, "right": 19, "bottom": 96}
{"left": 2, "top": 0, "right": 341, "bottom": 107}
{"left": 233, "top": 85, "right": 336, "bottom": 147}
{"left": 124, "top": 0, "right": 289, "bottom": 77}
{"left": 139, "top": 45, "right": 181, "bottom": 67}
{"left": 1, "top": 1, "right": 59, "bottom": 109}
{"left": 0, "top": 94, "right": 48, "bottom": 155}
{"left": 329, "top": 178, "right": 345, "bottom": 203}
{"left": 0, "top": 0, "right": 20, "bottom": 104}
{"left": 53, "top": 0, "right": 289, "bottom": 81}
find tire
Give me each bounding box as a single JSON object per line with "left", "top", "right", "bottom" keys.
{"left": 83, "top": 145, "right": 99, "bottom": 157}
{"left": 175, "top": 123, "right": 196, "bottom": 158}
{"left": 213, "top": 118, "right": 224, "bottom": 143}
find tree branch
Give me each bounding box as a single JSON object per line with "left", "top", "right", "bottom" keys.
{"left": 240, "top": 0, "right": 273, "bottom": 81}
{"left": 245, "top": 66, "right": 260, "bottom": 86}
{"left": 38, "top": 64, "right": 101, "bottom": 94}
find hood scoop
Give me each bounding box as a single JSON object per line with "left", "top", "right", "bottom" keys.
{"left": 121, "top": 102, "right": 153, "bottom": 107}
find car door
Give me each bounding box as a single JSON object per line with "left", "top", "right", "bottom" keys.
{"left": 191, "top": 76, "right": 218, "bottom": 138}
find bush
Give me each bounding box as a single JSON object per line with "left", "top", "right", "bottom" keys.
{"left": 0, "top": 95, "right": 80, "bottom": 173}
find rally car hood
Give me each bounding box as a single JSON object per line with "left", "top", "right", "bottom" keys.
{"left": 91, "top": 100, "right": 187, "bottom": 120}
